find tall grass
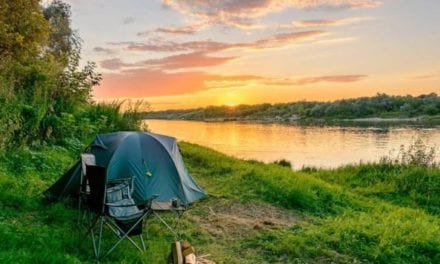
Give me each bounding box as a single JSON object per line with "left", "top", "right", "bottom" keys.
{"left": 1, "top": 140, "right": 440, "bottom": 263}
{"left": 381, "top": 138, "right": 438, "bottom": 167}
{"left": 180, "top": 142, "right": 440, "bottom": 263}
{"left": 314, "top": 139, "right": 440, "bottom": 216}
{"left": 249, "top": 207, "right": 440, "bottom": 263}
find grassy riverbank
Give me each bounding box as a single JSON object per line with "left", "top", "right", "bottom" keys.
{"left": 1, "top": 142, "right": 439, "bottom": 263}
{"left": 3, "top": 3, "right": 437, "bottom": 262}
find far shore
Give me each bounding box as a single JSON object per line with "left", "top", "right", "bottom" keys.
{"left": 144, "top": 115, "right": 440, "bottom": 127}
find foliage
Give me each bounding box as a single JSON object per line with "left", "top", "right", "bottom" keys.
{"left": 2, "top": 142, "right": 440, "bottom": 263}
{"left": 146, "top": 93, "right": 440, "bottom": 122}
{"left": 0, "top": 0, "right": 133, "bottom": 152}
{"left": 182, "top": 143, "right": 440, "bottom": 263}
{"left": 314, "top": 139, "right": 440, "bottom": 216}
{"left": 1, "top": 0, "right": 440, "bottom": 263}
{"left": 0, "top": 0, "right": 49, "bottom": 69}
{"left": 272, "top": 159, "right": 292, "bottom": 168}
{"left": 381, "top": 138, "right": 438, "bottom": 167}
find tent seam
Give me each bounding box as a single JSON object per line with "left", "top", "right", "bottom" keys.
{"left": 147, "top": 133, "right": 188, "bottom": 204}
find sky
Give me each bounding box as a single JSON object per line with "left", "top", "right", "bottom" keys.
{"left": 59, "top": 0, "right": 439, "bottom": 110}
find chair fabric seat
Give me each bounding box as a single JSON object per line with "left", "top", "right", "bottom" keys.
{"left": 108, "top": 198, "right": 143, "bottom": 221}
{"left": 106, "top": 182, "right": 142, "bottom": 221}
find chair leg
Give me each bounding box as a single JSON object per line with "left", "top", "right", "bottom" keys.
{"left": 78, "top": 210, "right": 88, "bottom": 228}
{"left": 84, "top": 214, "right": 100, "bottom": 238}
{"left": 140, "top": 234, "right": 146, "bottom": 251}
{"left": 105, "top": 221, "right": 143, "bottom": 251}
{"left": 85, "top": 210, "right": 153, "bottom": 259}
{"left": 97, "top": 217, "right": 104, "bottom": 258}
{"left": 83, "top": 212, "right": 99, "bottom": 258}
{"left": 145, "top": 218, "right": 149, "bottom": 239}
{"left": 102, "top": 214, "right": 147, "bottom": 259}
{"left": 153, "top": 211, "right": 178, "bottom": 239}
{"left": 90, "top": 223, "right": 98, "bottom": 258}
{"left": 175, "top": 211, "right": 185, "bottom": 240}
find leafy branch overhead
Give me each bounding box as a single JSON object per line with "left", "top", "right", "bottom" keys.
{"left": 0, "top": 0, "right": 142, "bottom": 152}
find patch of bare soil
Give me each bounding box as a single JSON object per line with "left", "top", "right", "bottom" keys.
{"left": 191, "top": 199, "right": 298, "bottom": 238}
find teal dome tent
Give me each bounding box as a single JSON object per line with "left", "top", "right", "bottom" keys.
{"left": 44, "top": 132, "right": 206, "bottom": 205}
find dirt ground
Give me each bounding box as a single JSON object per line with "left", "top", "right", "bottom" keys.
{"left": 190, "top": 198, "right": 298, "bottom": 238}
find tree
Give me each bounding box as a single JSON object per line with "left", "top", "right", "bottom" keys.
{"left": 0, "top": 0, "right": 101, "bottom": 148}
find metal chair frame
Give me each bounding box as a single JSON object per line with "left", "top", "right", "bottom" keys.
{"left": 146, "top": 201, "right": 187, "bottom": 240}
{"left": 80, "top": 165, "right": 155, "bottom": 260}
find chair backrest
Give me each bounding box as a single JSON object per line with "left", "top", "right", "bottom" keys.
{"left": 80, "top": 154, "right": 96, "bottom": 194}
{"left": 81, "top": 154, "right": 96, "bottom": 175}
{"left": 86, "top": 165, "right": 107, "bottom": 214}
{"left": 106, "top": 180, "right": 132, "bottom": 203}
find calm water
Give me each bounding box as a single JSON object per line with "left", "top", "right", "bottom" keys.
{"left": 145, "top": 119, "right": 440, "bottom": 169}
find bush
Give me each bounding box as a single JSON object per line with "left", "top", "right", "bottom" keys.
{"left": 272, "top": 159, "right": 292, "bottom": 168}
{"left": 381, "top": 138, "right": 438, "bottom": 167}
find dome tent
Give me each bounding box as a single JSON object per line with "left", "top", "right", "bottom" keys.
{"left": 44, "top": 131, "right": 206, "bottom": 205}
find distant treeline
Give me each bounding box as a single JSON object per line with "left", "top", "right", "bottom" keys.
{"left": 145, "top": 93, "right": 440, "bottom": 121}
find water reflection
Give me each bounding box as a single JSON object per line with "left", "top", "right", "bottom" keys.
{"left": 145, "top": 120, "right": 440, "bottom": 169}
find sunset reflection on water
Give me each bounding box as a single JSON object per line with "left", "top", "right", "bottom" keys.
{"left": 146, "top": 120, "right": 440, "bottom": 169}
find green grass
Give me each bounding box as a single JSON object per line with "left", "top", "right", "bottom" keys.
{"left": 313, "top": 164, "right": 440, "bottom": 215}
{"left": 1, "top": 143, "right": 440, "bottom": 263}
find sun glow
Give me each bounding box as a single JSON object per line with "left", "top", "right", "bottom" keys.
{"left": 218, "top": 90, "right": 245, "bottom": 107}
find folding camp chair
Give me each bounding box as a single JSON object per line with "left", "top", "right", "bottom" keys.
{"left": 82, "top": 165, "right": 155, "bottom": 259}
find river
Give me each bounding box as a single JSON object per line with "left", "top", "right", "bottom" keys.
{"left": 145, "top": 119, "right": 440, "bottom": 169}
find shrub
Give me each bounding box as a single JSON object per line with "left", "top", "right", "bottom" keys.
{"left": 273, "top": 159, "right": 292, "bottom": 168}
{"left": 381, "top": 138, "right": 438, "bottom": 167}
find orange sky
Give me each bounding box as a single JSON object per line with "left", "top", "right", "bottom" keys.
{"left": 63, "top": 0, "right": 440, "bottom": 110}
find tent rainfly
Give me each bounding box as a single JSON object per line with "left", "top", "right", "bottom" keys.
{"left": 44, "top": 131, "right": 206, "bottom": 205}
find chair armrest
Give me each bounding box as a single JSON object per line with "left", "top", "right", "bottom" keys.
{"left": 107, "top": 177, "right": 132, "bottom": 183}
{"left": 137, "top": 194, "right": 159, "bottom": 209}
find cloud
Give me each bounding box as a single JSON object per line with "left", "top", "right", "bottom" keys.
{"left": 109, "top": 30, "right": 325, "bottom": 53}
{"left": 94, "top": 69, "right": 264, "bottom": 98}
{"left": 140, "top": 52, "right": 236, "bottom": 70}
{"left": 409, "top": 74, "right": 438, "bottom": 80}
{"left": 96, "top": 70, "right": 209, "bottom": 97}
{"left": 138, "top": 23, "right": 207, "bottom": 36}
{"left": 94, "top": 70, "right": 367, "bottom": 99}
{"left": 103, "top": 31, "right": 324, "bottom": 71}
{"left": 292, "top": 16, "right": 374, "bottom": 28}
{"left": 253, "top": 30, "right": 325, "bottom": 49}
{"left": 123, "top": 16, "right": 135, "bottom": 24}
{"left": 100, "top": 52, "right": 236, "bottom": 71}
{"left": 161, "top": 0, "right": 382, "bottom": 29}
{"left": 295, "top": 74, "right": 367, "bottom": 85}
{"left": 93, "top": 46, "right": 116, "bottom": 54}
{"left": 100, "top": 58, "right": 132, "bottom": 70}
{"left": 155, "top": 26, "right": 196, "bottom": 34}
{"left": 109, "top": 39, "right": 230, "bottom": 52}
{"left": 137, "top": 27, "right": 195, "bottom": 37}
{"left": 260, "top": 74, "right": 367, "bottom": 85}
{"left": 161, "top": 0, "right": 275, "bottom": 28}
{"left": 315, "top": 37, "right": 356, "bottom": 44}
{"left": 292, "top": 0, "right": 382, "bottom": 10}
